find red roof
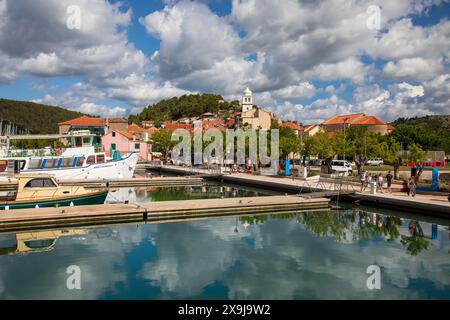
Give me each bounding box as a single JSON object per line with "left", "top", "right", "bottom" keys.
{"left": 322, "top": 113, "right": 366, "bottom": 125}
{"left": 59, "top": 116, "right": 127, "bottom": 126}
{"left": 59, "top": 116, "right": 104, "bottom": 126}
{"left": 352, "top": 116, "right": 386, "bottom": 125}
{"left": 117, "top": 131, "right": 136, "bottom": 140}
{"left": 281, "top": 122, "right": 303, "bottom": 131}
{"left": 164, "top": 123, "right": 193, "bottom": 131}
{"left": 128, "top": 124, "right": 143, "bottom": 132}
{"left": 304, "top": 125, "right": 319, "bottom": 133}
{"left": 387, "top": 124, "right": 395, "bottom": 131}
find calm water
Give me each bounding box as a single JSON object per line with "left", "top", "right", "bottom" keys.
{"left": 0, "top": 185, "right": 449, "bottom": 299}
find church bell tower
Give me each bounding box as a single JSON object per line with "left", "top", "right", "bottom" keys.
{"left": 241, "top": 87, "right": 253, "bottom": 113}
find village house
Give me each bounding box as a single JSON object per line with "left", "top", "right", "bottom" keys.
{"left": 321, "top": 113, "right": 393, "bottom": 135}
{"left": 102, "top": 130, "right": 151, "bottom": 161}
{"left": 58, "top": 116, "right": 128, "bottom": 145}
{"left": 238, "top": 88, "right": 274, "bottom": 130}
{"left": 280, "top": 122, "right": 304, "bottom": 136}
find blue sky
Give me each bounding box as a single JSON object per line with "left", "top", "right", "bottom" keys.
{"left": 0, "top": 0, "right": 449, "bottom": 123}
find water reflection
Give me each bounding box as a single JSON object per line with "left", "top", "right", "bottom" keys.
{"left": 0, "top": 205, "right": 449, "bottom": 299}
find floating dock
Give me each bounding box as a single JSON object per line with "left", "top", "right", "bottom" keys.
{"left": 0, "top": 195, "right": 330, "bottom": 232}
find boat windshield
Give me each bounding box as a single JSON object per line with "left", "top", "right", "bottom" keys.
{"left": 24, "top": 178, "right": 57, "bottom": 188}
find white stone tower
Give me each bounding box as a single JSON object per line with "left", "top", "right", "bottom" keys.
{"left": 241, "top": 87, "right": 253, "bottom": 113}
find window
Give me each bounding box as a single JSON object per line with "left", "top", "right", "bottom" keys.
{"left": 25, "top": 178, "right": 57, "bottom": 188}
{"left": 96, "top": 154, "right": 105, "bottom": 163}
{"left": 111, "top": 143, "right": 116, "bottom": 150}
{"left": 87, "top": 155, "right": 96, "bottom": 165}
{"left": 135, "top": 143, "right": 140, "bottom": 150}
{"left": 82, "top": 137, "right": 91, "bottom": 144}
{"left": 112, "top": 132, "right": 116, "bottom": 137}
{"left": 60, "top": 158, "right": 74, "bottom": 168}
{"left": 28, "top": 159, "right": 42, "bottom": 170}
{"left": 44, "top": 159, "right": 58, "bottom": 169}
{"left": 76, "top": 157, "right": 85, "bottom": 167}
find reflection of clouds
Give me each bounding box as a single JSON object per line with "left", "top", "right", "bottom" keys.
{"left": 0, "top": 211, "right": 449, "bottom": 299}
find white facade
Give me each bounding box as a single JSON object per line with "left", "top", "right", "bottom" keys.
{"left": 241, "top": 87, "right": 253, "bottom": 113}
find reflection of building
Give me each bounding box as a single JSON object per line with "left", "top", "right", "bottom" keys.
{"left": 321, "top": 113, "right": 392, "bottom": 135}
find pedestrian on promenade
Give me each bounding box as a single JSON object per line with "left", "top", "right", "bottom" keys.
{"left": 364, "top": 174, "right": 372, "bottom": 192}
{"left": 407, "top": 178, "right": 416, "bottom": 197}
{"left": 359, "top": 170, "right": 366, "bottom": 192}
{"left": 386, "top": 171, "right": 393, "bottom": 193}
{"left": 377, "top": 175, "right": 384, "bottom": 193}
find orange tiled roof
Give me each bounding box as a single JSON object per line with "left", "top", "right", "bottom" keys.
{"left": 321, "top": 113, "right": 366, "bottom": 125}
{"left": 164, "top": 123, "right": 193, "bottom": 131}
{"left": 304, "top": 125, "right": 318, "bottom": 133}
{"left": 117, "top": 131, "right": 136, "bottom": 140}
{"left": 128, "top": 123, "right": 143, "bottom": 132}
{"left": 59, "top": 116, "right": 128, "bottom": 126}
{"left": 352, "top": 116, "right": 386, "bottom": 125}
{"left": 59, "top": 116, "right": 104, "bottom": 126}
{"left": 387, "top": 124, "right": 395, "bottom": 131}
{"left": 281, "top": 122, "right": 303, "bottom": 131}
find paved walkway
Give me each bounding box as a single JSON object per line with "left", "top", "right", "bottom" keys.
{"left": 159, "top": 166, "right": 450, "bottom": 217}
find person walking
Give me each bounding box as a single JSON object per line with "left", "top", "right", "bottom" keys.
{"left": 377, "top": 174, "right": 384, "bottom": 193}
{"left": 409, "top": 178, "right": 416, "bottom": 197}
{"left": 364, "top": 174, "right": 372, "bottom": 192}
{"left": 386, "top": 171, "right": 393, "bottom": 194}
{"left": 359, "top": 170, "right": 366, "bottom": 192}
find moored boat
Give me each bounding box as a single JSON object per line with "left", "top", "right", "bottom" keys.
{"left": 0, "top": 174, "right": 108, "bottom": 210}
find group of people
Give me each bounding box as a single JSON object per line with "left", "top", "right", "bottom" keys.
{"left": 359, "top": 170, "right": 417, "bottom": 196}
{"left": 359, "top": 170, "right": 394, "bottom": 193}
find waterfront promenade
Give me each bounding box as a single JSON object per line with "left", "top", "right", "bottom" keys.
{"left": 156, "top": 165, "right": 450, "bottom": 217}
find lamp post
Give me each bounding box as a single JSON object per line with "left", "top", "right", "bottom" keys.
{"left": 343, "top": 117, "right": 349, "bottom": 160}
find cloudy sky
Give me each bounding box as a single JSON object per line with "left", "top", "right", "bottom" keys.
{"left": 0, "top": 0, "right": 449, "bottom": 123}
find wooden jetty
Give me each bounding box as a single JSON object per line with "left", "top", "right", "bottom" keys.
{"left": 0, "top": 195, "right": 330, "bottom": 232}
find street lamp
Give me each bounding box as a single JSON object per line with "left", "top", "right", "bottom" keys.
{"left": 343, "top": 117, "right": 349, "bottom": 160}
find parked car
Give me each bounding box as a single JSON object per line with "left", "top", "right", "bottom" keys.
{"left": 365, "top": 158, "right": 384, "bottom": 166}
{"left": 331, "top": 160, "right": 353, "bottom": 175}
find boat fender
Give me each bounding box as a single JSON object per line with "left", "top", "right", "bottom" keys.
{"left": 70, "top": 202, "right": 74, "bottom": 207}
{"left": 5, "top": 205, "right": 9, "bottom": 210}
{"left": 35, "top": 204, "right": 40, "bottom": 208}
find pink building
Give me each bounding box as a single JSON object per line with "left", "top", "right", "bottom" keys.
{"left": 102, "top": 131, "right": 151, "bottom": 161}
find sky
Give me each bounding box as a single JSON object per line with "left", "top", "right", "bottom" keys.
{"left": 0, "top": 0, "right": 449, "bottom": 124}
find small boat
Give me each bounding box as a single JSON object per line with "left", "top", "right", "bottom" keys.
{"left": 0, "top": 174, "right": 108, "bottom": 210}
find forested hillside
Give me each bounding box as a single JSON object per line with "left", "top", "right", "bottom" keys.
{"left": 0, "top": 99, "right": 85, "bottom": 134}
{"left": 130, "top": 94, "right": 241, "bottom": 123}
{"left": 390, "top": 115, "right": 450, "bottom": 153}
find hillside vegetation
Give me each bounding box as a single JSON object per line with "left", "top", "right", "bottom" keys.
{"left": 131, "top": 94, "right": 241, "bottom": 123}
{"left": 390, "top": 115, "right": 450, "bottom": 153}
{"left": 0, "top": 99, "right": 85, "bottom": 134}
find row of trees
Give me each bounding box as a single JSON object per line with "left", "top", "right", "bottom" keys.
{"left": 150, "top": 123, "right": 432, "bottom": 178}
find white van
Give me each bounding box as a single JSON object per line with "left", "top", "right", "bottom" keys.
{"left": 331, "top": 160, "right": 353, "bottom": 175}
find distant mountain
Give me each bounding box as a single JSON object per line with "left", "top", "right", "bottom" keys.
{"left": 0, "top": 98, "right": 85, "bottom": 134}
{"left": 131, "top": 93, "right": 241, "bottom": 123}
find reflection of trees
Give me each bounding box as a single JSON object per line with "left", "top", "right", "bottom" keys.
{"left": 241, "top": 210, "right": 430, "bottom": 256}
{"left": 147, "top": 186, "right": 261, "bottom": 201}
{"left": 400, "top": 221, "right": 430, "bottom": 256}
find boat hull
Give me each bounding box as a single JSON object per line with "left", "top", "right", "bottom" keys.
{"left": 0, "top": 191, "right": 108, "bottom": 210}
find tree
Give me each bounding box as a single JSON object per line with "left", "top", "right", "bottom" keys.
{"left": 407, "top": 143, "right": 427, "bottom": 165}
{"left": 279, "top": 126, "right": 300, "bottom": 159}
{"left": 149, "top": 130, "right": 176, "bottom": 163}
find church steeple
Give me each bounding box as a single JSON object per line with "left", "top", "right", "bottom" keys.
{"left": 241, "top": 87, "right": 253, "bottom": 113}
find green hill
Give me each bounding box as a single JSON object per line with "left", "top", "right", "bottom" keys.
{"left": 131, "top": 93, "right": 241, "bottom": 123}
{"left": 391, "top": 115, "right": 450, "bottom": 131}
{"left": 0, "top": 98, "right": 85, "bottom": 134}
{"left": 390, "top": 115, "right": 450, "bottom": 153}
